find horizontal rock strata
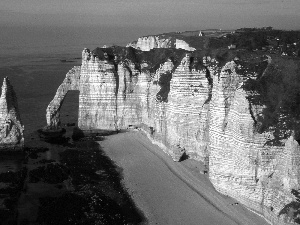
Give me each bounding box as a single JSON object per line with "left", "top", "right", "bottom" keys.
{"left": 47, "top": 46, "right": 300, "bottom": 225}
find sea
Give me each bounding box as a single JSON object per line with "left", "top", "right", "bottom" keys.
{"left": 0, "top": 25, "right": 193, "bottom": 224}
{"left": 0, "top": 25, "right": 132, "bottom": 172}
{"left": 0, "top": 25, "right": 136, "bottom": 136}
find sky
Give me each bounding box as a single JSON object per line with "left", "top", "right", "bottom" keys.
{"left": 0, "top": 0, "right": 299, "bottom": 30}
{"left": 0, "top": 0, "right": 299, "bottom": 49}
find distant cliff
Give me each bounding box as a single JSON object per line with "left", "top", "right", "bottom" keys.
{"left": 47, "top": 41, "right": 300, "bottom": 224}
{"left": 126, "top": 35, "right": 196, "bottom": 51}
{"left": 0, "top": 77, "right": 24, "bottom": 150}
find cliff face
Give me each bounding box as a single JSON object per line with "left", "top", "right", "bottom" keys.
{"left": 0, "top": 77, "right": 24, "bottom": 149}
{"left": 47, "top": 46, "right": 300, "bottom": 224}
{"left": 209, "top": 59, "right": 300, "bottom": 224}
{"left": 127, "top": 35, "right": 196, "bottom": 51}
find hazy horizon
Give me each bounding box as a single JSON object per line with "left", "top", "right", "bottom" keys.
{"left": 1, "top": 0, "right": 300, "bottom": 31}
{"left": 1, "top": 0, "right": 300, "bottom": 56}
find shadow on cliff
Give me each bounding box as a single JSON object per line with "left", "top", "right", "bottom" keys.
{"left": 35, "top": 126, "right": 146, "bottom": 225}
{"left": 279, "top": 189, "right": 300, "bottom": 224}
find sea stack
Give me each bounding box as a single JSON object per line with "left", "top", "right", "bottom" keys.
{"left": 0, "top": 77, "right": 24, "bottom": 150}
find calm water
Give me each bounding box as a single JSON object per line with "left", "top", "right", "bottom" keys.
{"left": 0, "top": 26, "right": 119, "bottom": 137}
{"left": 0, "top": 24, "right": 165, "bottom": 167}
{"left": 0, "top": 26, "right": 115, "bottom": 168}
{"left": 0, "top": 27, "right": 148, "bottom": 223}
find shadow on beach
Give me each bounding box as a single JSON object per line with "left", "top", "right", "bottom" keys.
{"left": 0, "top": 126, "right": 146, "bottom": 225}
{"left": 37, "top": 128, "right": 146, "bottom": 225}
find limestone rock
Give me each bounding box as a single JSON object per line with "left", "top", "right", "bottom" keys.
{"left": 165, "top": 54, "right": 211, "bottom": 160}
{"left": 208, "top": 60, "right": 300, "bottom": 224}
{"left": 126, "top": 36, "right": 173, "bottom": 51}
{"left": 47, "top": 46, "right": 300, "bottom": 224}
{"left": 79, "top": 56, "right": 118, "bottom": 130}
{"left": 0, "top": 77, "right": 24, "bottom": 150}
{"left": 175, "top": 39, "right": 196, "bottom": 51}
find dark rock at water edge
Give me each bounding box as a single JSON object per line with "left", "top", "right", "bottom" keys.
{"left": 38, "top": 127, "right": 68, "bottom": 144}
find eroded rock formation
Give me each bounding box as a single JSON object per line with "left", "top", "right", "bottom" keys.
{"left": 0, "top": 77, "right": 24, "bottom": 150}
{"left": 47, "top": 45, "right": 300, "bottom": 224}
{"left": 46, "top": 66, "right": 81, "bottom": 129}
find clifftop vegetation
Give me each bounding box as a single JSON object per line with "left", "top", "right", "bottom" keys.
{"left": 241, "top": 57, "right": 300, "bottom": 145}
{"left": 92, "top": 28, "right": 300, "bottom": 146}
{"left": 92, "top": 46, "right": 187, "bottom": 73}
{"left": 164, "top": 28, "right": 300, "bottom": 57}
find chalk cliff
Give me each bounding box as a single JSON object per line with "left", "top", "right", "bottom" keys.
{"left": 0, "top": 77, "right": 24, "bottom": 150}
{"left": 47, "top": 45, "right": 300, "bottom": 224}
{"left": 127, "top": 35, "right": 196, "bottom": 51}
{"left": 209, "top": 58, "right": 300, "bottom": 225}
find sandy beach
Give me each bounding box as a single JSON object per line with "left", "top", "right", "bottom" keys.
{"left": 100, "top": 131, "right": 269, "bottom": 225}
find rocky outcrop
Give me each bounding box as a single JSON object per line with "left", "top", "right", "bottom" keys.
{"left": 47, "top": 46, "right": 300, "bottom": 224}
{"left": 127, "top": 35, "right": 196, "bottom": 51}
{"left": 0, "top": 77, "right": 24, "bottom": 150}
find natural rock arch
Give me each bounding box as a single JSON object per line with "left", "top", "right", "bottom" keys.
{"left": 46, "top": 66, "right": 81, "bottom": 129}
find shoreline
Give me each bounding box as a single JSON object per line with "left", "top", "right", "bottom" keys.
{"left": 100, "top": 130, "right": 269, "bottom": 225}
{"left": 13, "top": 127, "right": 146, "bottom": 224}
{"left": 139, "top": 128, "right": 275, "bottom": 225}
{"left": 0, "top": 126, "right": 273, "bottom": 225}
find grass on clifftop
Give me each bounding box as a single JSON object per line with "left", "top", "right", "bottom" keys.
{"left": 93, "top": 42, "right": 300, "bottom": 146}
{"left": 92, "top": 46, "right": 188, "bottom": 73}
{"left": 241, "top": 57, "right": 300, "bottom": 145}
